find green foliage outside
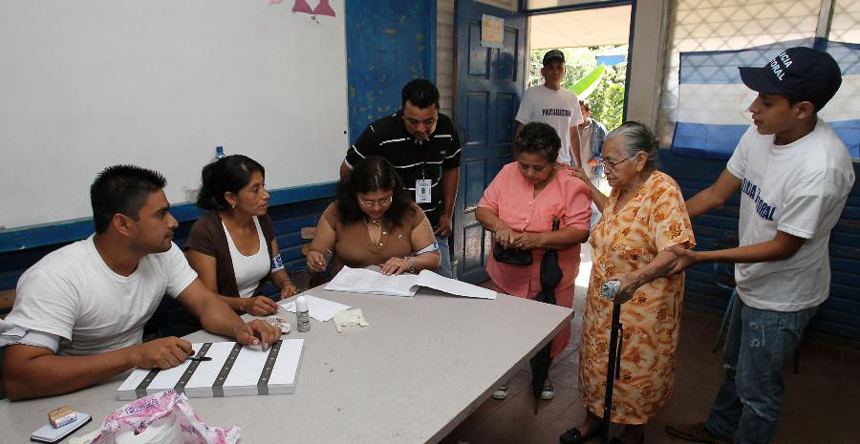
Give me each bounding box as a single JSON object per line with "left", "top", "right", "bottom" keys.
{"left": 528, "top": 46, "right": 627, "bottom": 132}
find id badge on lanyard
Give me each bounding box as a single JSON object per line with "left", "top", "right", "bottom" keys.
{"left": 415, "top": 179, "right": 432, "bottom": 203}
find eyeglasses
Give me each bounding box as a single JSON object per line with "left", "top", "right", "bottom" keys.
{"left": 598, "top": 155, "right": 635, "bottom": 170}
{"left": 358, "top": 195, "right": 393, "bottom": 207}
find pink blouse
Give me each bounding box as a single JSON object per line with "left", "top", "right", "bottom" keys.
{"left": 478, "top": 162, "right": 592, "bottom": 299}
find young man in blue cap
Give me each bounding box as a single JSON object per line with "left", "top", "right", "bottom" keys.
{"left": 665, "top": 47, "right": 854, "bottom": 444}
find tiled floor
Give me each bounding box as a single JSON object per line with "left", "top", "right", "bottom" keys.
{"left": 441, "top": 246, "right": 860, "bottom": 444}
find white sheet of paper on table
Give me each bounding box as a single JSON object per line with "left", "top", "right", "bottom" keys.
{"left": 281, "top": 295, "right": 351, "bottom": 322}
{"left": 324, "top": 266, "right": 497, "bottom": 300}
{"left": 324, "top": 266, "right": 419, "bottom": 296}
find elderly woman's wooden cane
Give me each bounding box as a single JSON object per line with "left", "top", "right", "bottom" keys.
{"left": 600, "top": 280, "right": 624, "bottom": 444}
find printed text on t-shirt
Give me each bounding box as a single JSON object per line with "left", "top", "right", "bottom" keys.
{"left": 542, "top": 108, "right": 571, "bottom": 117}
{"left": 741, "top": 178, "right": 776, "bottom": 221}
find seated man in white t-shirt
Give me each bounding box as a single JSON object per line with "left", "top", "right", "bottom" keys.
{"left": 514, "top": 49, "right": 584, "bottom": 168}
{"left": 663, "top": 48, "right": 854, "bottom": 444}
{"left": 1, "top": 165, "right": 281, "bottom": 401}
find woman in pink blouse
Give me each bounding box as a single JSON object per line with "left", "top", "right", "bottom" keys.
{"left": 476, "top": 122, "right": 592, "bottom": 400}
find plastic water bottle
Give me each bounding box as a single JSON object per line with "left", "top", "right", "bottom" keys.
{"left": 214, "top": 146, "right": 226, "bottom": 161}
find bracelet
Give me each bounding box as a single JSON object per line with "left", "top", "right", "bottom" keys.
{"left": 405, "top": 256, "right": 416, "bottom": 273}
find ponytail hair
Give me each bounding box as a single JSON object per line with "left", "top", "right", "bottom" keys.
{"left": 197, "top": 155, "right": 265, "bottom": 211}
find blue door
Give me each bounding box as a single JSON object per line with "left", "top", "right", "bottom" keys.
{"left": 453, "top": 1, "right": 526, "bottom": 284}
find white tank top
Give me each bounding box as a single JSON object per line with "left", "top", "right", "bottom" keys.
{"left": 222, "top": 216, "right": 270, "bottom": 298}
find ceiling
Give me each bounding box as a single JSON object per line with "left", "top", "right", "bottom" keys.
{"left": 528, "top": 5, "right": 633, "bottom": 50}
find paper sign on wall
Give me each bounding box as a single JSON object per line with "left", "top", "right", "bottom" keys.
{"left": 481, "top": 14, "right": 504, "bottom": 48}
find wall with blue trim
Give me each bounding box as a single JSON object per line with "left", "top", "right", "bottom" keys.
{"left": 1, "top": 0, "right": 441, "bottom": 334}
{"left": 661, "top": 151, "right": 860, "bottom": 344}
{"left": 0, "top": 188, "right": 336, "bottom": 336}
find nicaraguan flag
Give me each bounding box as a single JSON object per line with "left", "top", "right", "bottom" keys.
{"left": 672, "top": 38, "right": 860, "bottom": 159}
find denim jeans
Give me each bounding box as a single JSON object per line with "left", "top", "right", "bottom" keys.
{"left": 705, "top": 297, "right": 817, "bottom": 444}
{"left": 435, "top": 234, "right": 453, "bottom": 279}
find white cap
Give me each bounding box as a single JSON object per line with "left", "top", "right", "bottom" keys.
{"left": 296, "top": 295, "right": 309, "bottom": 312}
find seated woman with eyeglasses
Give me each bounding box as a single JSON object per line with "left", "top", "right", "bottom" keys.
{"left": 306, "top": 156, "right": 441, "bottom": 276}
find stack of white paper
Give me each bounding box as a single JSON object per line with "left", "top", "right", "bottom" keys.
{"left": 324, "top": 267, "right": 496, "bottom": 300}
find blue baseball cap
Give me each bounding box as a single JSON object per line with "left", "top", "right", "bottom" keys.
{"left": 739, "top": 47, "right": 842, "bottom": 111}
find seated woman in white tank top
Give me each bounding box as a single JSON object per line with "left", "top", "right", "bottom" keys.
{"left": 185, "top": 155, "right": 297, "bottom": 316}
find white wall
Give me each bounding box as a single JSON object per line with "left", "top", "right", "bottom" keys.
{"left": 625, "top": 0, "right": 671, "bottom": 130}
{"left": 0, "top": 1, "right": 348, "bottom": 229}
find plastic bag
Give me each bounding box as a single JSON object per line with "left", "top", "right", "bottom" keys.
{"left": 87, "top": 390, "right": 240, "bottom": 444}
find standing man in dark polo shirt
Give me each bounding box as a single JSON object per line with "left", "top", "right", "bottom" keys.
{"left": 339, "top": 79, "right": 461, "bottom": 278}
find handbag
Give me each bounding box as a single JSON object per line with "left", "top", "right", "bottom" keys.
{"left": 492, "top": 242, "right": 533, "bottom": 266}
{"left": 492, "top": 218, "right": 561, "bottom": 266}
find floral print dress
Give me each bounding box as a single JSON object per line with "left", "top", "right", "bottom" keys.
{"left": 579, "top": 170, "right": 695, "bottom": 424}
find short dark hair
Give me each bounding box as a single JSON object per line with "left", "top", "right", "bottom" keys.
{"left": 401, "top": 79, "right": 440, "bottom": 109}
{"left": 335, "top": 156, "right": 414, "bottom": 227}
{"left": 784, "top": 94, "right": 804, "bottom": 107}
{"left": 514, "top": 122, "right": 561, "bottom": 164}
{"left": 90, "top": 165, "right": 167, "bottom": 234}
{"left": 579, "top": 100, "right": 591, "bottom": 112}
{"left": 197, "top": 155, "right": 266, "bottom": 211}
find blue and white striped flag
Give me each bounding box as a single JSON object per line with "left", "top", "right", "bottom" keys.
{"left": 671, "top": 38, "right": 860, "bottom": 159}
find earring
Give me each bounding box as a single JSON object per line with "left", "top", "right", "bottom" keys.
{"left": 231, "top": 203, "right": 236, "bottom": 209}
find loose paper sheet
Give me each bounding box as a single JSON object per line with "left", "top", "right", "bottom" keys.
{"left": 325, "top": 267, "right": 496, "bottom": 300}
{"left": 281, "top": 295, "right": 351, "bottom": 322}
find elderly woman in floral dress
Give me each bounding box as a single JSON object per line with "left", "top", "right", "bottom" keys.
{"left": 560, "top": 122, "right": 695, "bottom": 444}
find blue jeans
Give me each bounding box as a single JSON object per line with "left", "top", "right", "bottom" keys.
{"left": 435, "top": 235, "right": 453, "bottom": 279}
{"left": 705, "top": 297, "right": 817, "bottom": 444}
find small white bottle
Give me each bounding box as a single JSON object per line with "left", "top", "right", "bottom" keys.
{"left": 295, "top": 295, "right": 311, "bottom": 332}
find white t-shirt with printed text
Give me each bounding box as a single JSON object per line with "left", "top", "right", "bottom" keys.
{"left": 515, "top": 85, "right": 583, "bottom": 165}
{"left": 6, "top": 236, "right": 198, "bottom": 355}
{"left": 726, "top": 119, "right": 854, "bottom": 311}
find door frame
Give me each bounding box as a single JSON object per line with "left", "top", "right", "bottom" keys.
{"left": 518, "top": 0, "right": 636, "bottom": 122}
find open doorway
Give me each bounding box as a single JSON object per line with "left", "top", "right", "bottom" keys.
{"left": 527, "top": 4, "right": 632, "bottom": 198}
{"left": 527, "top": 5, "right": 632, "bottom": 133}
